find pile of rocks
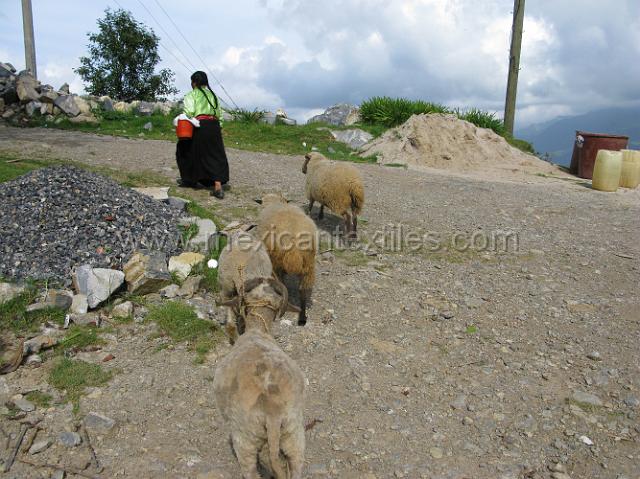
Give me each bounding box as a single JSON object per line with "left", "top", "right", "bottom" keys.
{"left": 0, "top": 62, "right": 178, "bottom": 124}
{"left": 307, "top": 103, "right": 361, "bottom": 126}
{"left": 0, "top": 166, "right": 187, "bottom": 284}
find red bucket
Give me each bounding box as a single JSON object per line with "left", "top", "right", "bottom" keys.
{"left": 176, "top": 119, "right": 194, "bottom": 139}
{"left": 570, "top": 131, "right": 629, "bottom": 179}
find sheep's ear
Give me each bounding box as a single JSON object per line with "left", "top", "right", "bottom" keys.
{"left": 254, "top": 198, "right": 263, "bottom": 205}
{"left": 217, "top": 297, "right": 241, "bottom": 308}
{"left": 286, "top": 302, "right": 301, "bottom": 313}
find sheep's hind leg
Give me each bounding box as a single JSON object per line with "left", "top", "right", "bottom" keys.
{"left": 343, "top": 212, "right": 355, "bottom": 242}
{"left": 298, "top": 287, "right": 310, "bottom": 326}
{"left": 231, "top": 432, "right": 261, "bottom": 479}
{"left": 281, "top": 425, "right": 305, "bottom": 479}
{"left": 307, "top": 199, "right": 315, "bottom": 216}
{"left": 318, "top": 204, "right": 324, "bottom": 220}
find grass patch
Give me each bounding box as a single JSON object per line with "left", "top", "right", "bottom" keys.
{"left": 48, "top": 358, "right": 112, "bottom": 413}
{"left": 179, "top": 222, "right": 199, "bottom": 245}
{"left": 465, "top": 325, "right": 478, "bottom": 334}
{"left": 0, "top": 154, "right": 61, "bottom": 183}
{"left": 56, "top": 325, "right": 104, "bottom": 352}
{"left": 333, "top": 247, "right": 372, "bottom": 267}
{"left": 0, "top": 288, "right": 66, "bottom": 334}
{"left": 148, "top": 301, "right": 223, "bottom": 362}
{"left": 191, "top": 234, "right": 227, "bottom": 292}
{"left": 25, "top": 391, "right": 53, "bottom": 409}
{"left": 148, "top": 301, "right": 214, "bottom": 342}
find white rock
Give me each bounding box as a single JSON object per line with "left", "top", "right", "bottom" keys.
{"left": 70, "top": 294, "right": 89, "bottom": 314}
{"left": 72, "top": 265, "right": 125, "bottom": 309}
{"left": 132, "top": 187, "right": 170, "bottom": 201}
{"left": 0, "top": 282, "right": 25, "bottom": 304}
{"left": 579, "top": 435, "right": 594, "bottom": 446}
{"left": 111, "top": 301, "right": 133, "bottom": 318}
{"left": 168, "top": 252, "right": 205, "bottom": 280}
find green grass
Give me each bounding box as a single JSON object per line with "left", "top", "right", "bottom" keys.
{"left": 48, "top": 358, "right": 112, "bottom": 413}
{"left": 465, "top": 325, "right": 478, "bottom": 334}
{"left": 25, "top": 391, "right": 53, "bottom": 409}
{"left": 147, "top": 301, "right": 223, "bottom": 362}
{"left": 191, "top": 234, "right": 228, "bottom": 292}
{"left": 231, "top": 108, "right": 265, "bottom": 123}
{"left": 0, "top": 288, "right": 66, "bottom": 334}
{"left": 0, "top": 155, "right": 60, "bottom": 183}
{"left": 56, "top": 325, "right": 104, "bottom": 352}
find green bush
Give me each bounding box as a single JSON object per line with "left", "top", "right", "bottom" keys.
{"left": 232, "top": 108, "right": 265, "bottom": 123}
{"left": 360, "top": 96, "right": 451, "bottom": 127}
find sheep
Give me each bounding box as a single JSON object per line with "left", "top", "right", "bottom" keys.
{"left": 218, "top": 231, "right": 274, "bottom": 343}
{"left": 302, "top": 152, "right": 365, "bottom": 240}
{"left": 255, "top": 193, "right": 317, "bottom": 326}
{"left": 214, "top": 277, "right": 305, "bottom": 479}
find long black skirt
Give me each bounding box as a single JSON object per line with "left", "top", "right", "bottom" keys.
{"left": 176, "top": 119, "right": 229, "bottom": 185}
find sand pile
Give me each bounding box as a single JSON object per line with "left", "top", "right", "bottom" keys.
{"left": 360, "top": 114, "right": 565, "bottom": 181}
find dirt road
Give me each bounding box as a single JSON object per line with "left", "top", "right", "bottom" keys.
{"left": 1, "top": 125, "right": 639, "bottom": 479}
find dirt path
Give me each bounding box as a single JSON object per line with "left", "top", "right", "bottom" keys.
{"left": 1, "top": 125, "right": 639, "bottom": 479}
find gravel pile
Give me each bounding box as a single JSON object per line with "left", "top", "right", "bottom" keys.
{"left": 0, "top": 166, "right": 185, "bottom": 284}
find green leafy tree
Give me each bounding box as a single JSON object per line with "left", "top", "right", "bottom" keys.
{"left": 76, "top": 8, "right": 178, "bottom": 101}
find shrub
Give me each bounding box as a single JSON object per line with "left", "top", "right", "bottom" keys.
{"left": 232, "top": 108, "right": 265, "bottom": 123}
{"left": 360, "top": 96, "right": 451, "bottom": 127}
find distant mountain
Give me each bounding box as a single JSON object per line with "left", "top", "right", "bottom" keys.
{"left": 516, "top": 107, "right": 640, "bottom": 166}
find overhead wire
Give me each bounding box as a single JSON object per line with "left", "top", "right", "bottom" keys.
{"left": 111, "top": 0, "right": 233, "bottom": 107}
{"left": 150, "top": 0, "right": 240, "bottom": 110}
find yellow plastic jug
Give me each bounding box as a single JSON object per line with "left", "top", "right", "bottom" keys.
{"left": 592, "top": 150, "right": 622, "bottom": 192}
{"left": 619, "top": 150, "right": 640, "bottom": 189}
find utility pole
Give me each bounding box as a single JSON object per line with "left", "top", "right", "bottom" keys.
{"left": 21, "top": 0, "right": 37, "bottom": 78}
{"left": 503, "top": 0, "right": 525, "bottom": 136}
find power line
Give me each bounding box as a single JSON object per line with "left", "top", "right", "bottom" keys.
{"left": 151, "top": 0, "right": 239, "bottom": 110}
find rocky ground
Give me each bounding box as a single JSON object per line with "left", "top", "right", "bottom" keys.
{"left": 1, "top": 125, "right": 639, "bottom": 479}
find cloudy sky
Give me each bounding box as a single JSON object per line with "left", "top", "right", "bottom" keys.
{"left": 1, "top": 0, "right": 639, "bottom": 128}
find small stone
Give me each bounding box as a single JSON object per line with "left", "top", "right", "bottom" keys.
{"left": 450, "top": 394, "right": 467, "bottom": 410}
{"left": 25, "top": 354, "right": 42, "bottom": 365}
{"left": 132, "top": 187, "right": 170, "bottom": 201}
{"left": 102, "top": 354, "right": 115, "bottom": 362}
{"left": 13, "top": 396, "right": 35, "bottom": 412}
{"left": 440, "top": 310, "right": 455, "bottom": 319}
{"left": 23, "top": 335, "right": 59, "bottom": 354}
{"left": 111, "top": 301, "right": 133, "bottom": 318}
{"left": 57, "top": 431, "right": 82, "bottom": 447}
{"left": 463, "top": 417, "right": 474, "bottom": 426}
{"left": 72, "top": 265, "right": 125, "bottom": 309}
{"left": 143, "top": 121, "right": 153, "bottom": 130}
{"left": 169, "top": 252, "right": 205, "bottom": 280}
{"left": 578, "top": 435, "right": 594, "bottom": 446}
{"left": 29, "top": 438, "right": 52, "bottom": 455}
{"left": 84, "top": 412, "right": 116, "bottom": 432}
{"left": 551, "top": 463, "right": 567, "bottom": 473}
{"left": 51, "top": 471, "right": 65, "bottom": 479}
{"left": 165, "top": 196, "right": 189, "bottom": 211}
{"left": 124, "top": 251, "right": 172, "bottom": 295}
{"left": 623, "top": 396, "right": 639, "bottom": 408}
{"left": 159, "top": 284, "right": 180, "bottom": 298}
{"left": 572, "top": 390, "right": 603, "bottom": 407}
{"left": 587, "top": 351, "right": 601, "bottom": 361}
{"left": 70, "top": 294, "right": 89, "bottom": 315}
{"left": 177, "top": 275, "right": 203, "bottom": 297}
{"left": 0, "top": 282, "right": 26, "bottom": 304}
{"left": 552, "top": 473, "right": 572, "bottom": 479}
{"left": 429, "top": 447, "right": 444, "bottom": 459}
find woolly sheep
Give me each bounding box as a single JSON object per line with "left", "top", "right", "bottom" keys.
{"left": 215, "top": 277, "right": 305, "bottom": 479}
{"left": 302, "top": 152, "right": 365, "bottom": 239}
{"left": 218, "top": 231, "right": 273, "bottom": 343}
{"left": 255, "top": 193, "right": 317, "bottom": 326}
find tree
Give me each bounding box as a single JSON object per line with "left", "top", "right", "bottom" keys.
{"left": 76, "top": 8, "right": 178, "bottom": 102}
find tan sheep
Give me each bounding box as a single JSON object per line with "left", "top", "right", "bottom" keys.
{"left": 218, "top": 231, "right": 273, "bottom": 343}
{"left": 215, "top": 277, "right": 305, "bottom": 479}
{"left": 302, "top": 152, "right": 365, "bottom": 239}
{"left": 255, "top": 193, "right": 317, "bottom": 326}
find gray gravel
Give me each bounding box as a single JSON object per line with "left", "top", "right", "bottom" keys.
{"left": 0, "top": 165, "right": 184, "bottom": 285}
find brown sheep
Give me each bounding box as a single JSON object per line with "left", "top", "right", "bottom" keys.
{"left": 302, "top": 152, "right": 365, "bottom": 239}
{"left": 255, "top": 193, "right": 317, "bottom": 326}
{"left": 215, "top": 277, "right": 305, "bottom": 479}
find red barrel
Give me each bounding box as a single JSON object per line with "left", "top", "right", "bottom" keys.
{"left": 570, "top": 131, "right": 629, "bottom": 179}
{"left": 176, "top": 119, "right": 194, "bottom": 139}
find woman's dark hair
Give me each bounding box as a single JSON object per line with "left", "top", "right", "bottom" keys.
{"left": 191, "top": 71, "right": 219, "bottom": 110}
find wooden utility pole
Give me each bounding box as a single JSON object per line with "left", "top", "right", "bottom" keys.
{"left": 503, "top": 0, "right": 525, "bottom": 136}
{"left": 21, "top": 0, "right": 37, "bottom": 78}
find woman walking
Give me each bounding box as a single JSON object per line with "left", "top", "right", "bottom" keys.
{"left": 176, "top": 71, "right": 229, "bottom": 199}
